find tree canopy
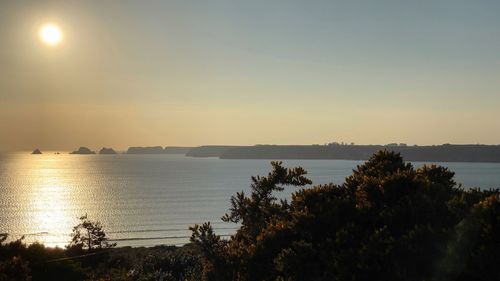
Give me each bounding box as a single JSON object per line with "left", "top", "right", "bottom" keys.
{"left": 67, "top": 214, "right": 116, "bottom": 253}
{"left": 191, "top": 150, "right": 500, "bottom": 281}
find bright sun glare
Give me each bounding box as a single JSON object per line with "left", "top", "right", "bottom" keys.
{"left": 39, "top": 24, "right": 62, "bottom": 46}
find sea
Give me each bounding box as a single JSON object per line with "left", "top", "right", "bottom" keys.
{"left": 0, "top": 152, "right": 499, "bottom": 248}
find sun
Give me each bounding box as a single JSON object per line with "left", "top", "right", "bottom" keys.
{"left": 39, "top": 24, "right": 63, "bottom": 46}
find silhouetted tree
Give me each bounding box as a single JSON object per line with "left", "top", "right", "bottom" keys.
{"left": 67, "top": 214, "right": 116, "bottom": 254}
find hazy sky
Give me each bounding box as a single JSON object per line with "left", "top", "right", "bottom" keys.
{"left": 1, "top": 0, "right": 499, "bottom": 151}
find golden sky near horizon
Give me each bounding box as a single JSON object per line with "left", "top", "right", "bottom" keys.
{"left": 1, "top": 1, "right": 499, "bottom": 151}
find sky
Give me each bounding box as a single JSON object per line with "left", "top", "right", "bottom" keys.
{"left": 1, "top": 0, "right": 499, "bottom": 151}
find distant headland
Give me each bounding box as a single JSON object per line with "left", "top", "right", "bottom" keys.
{"left": 70, "top": 147, "right": 96, "bottom": 154}
{"left": 33, "top": 144, "right": 500, "bottom": 163}
{"left": 185, "top": 144, "right": 500, "bottom": 163}
{"left": 99, "top": 147, "right": 117, "bottom": 154}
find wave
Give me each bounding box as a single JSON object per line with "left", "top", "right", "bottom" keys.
{"left": 11, "top": 226, "right": 236, "bottom": 237}
{"left": 107, "top": 226, "right": 237, "bottom": 234}
{"left": 107, "top": 234, "right": 232, "bottom": 242}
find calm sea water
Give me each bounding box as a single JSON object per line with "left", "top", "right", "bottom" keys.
{"left": 0, "top": 153, "right": 499, "bottom": 248}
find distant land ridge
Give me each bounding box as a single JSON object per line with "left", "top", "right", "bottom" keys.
{"left": 61, "top": 144, "right": 500, "bottom": 162}
{"left": 186, "top": 144, "right": 500, "bottom": 163}
{"left": 185, "top": 145, "right": 244, "bottom": 158}
{"left": 126, "top": 146, "right": 164, "bottom": 154}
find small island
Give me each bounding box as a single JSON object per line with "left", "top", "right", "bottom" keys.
{"left": 70, "top": 147, "right": 96, "bottom": 154}
{"left": 99, "top": 147, "right": 117, "bottom": 154}
{"left": 31, "top": 148, "right": 42, "bottom": 154}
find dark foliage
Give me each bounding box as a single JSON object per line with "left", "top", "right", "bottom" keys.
{"left": 126, "top": 245, "right": 202, "bottom": 281}
{"left": 190, "top": 150, "right": 500, "bottom": 281}
{"left": 0, "top": 217, "right": 201, "bottom": 281}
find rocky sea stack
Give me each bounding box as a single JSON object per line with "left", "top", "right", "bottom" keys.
{"left": 99, "top": 147, "right": 117, "bottom": 154}
{"left": 31, "top": 149, "right": 42, "bottom": 154}
{"left": 70, "top": 147, "right": 96, "bottom": 154}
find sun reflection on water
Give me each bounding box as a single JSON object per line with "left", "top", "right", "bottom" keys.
{"left": 25, "top": 155, "right": 77, "bottom": 247}
{"left": 1, "top": 153, "right": 124, "bottom": 248}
